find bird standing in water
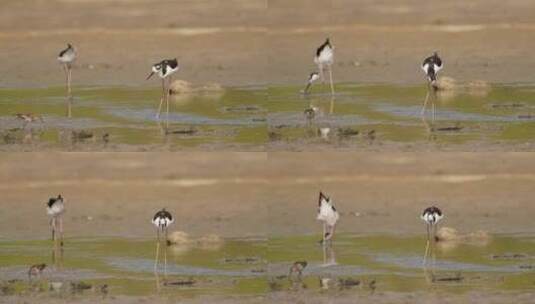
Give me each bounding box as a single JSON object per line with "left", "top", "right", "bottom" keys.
{"left": 147, "top": 59, "right": 179, "bottom": 121}
{"left": 421, "top": 52, "right": 443, "bottom": 91}
{"left": 46, "top": 195, "right": 65, "bottom": 246}
{"left": 57, "top": 44, "right": 76, "bottom": 96}
{"left": 303, "top": 72, "right": 320, "bottom": 94}
{"left": 152, "top": 208, "right": 174, "bottom": 274}
{"left": 314, "top": 38, "right": 335, "bottom": 95}
{"left": 317, "top": 191, "right": 339, "bottom": 244}
{"left": 420, "top": 206, "right": 444, "bottom": 265}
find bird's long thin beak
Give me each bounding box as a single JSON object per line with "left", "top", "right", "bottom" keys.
{"left": 146, "top": 72, "right": 155, "bottom": 80}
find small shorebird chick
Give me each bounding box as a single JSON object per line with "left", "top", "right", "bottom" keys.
{"left": 57, "top": 44, "right": 77, "bottom": 96}
{"left": 28, "top": 263, "right": 46, "bottom": 281}
{"left": 317, "top": 191, "right": 339, "bottom": 244}
{"left": 15, "top": 113, "right": 44, "bottom": 129}
{"left": 152, "top": 208, "right": 174, "bottom": 273}
{"left": 46, "top": 195, "right": 65, "bottom": 246}
{"left": 421, "top": 206, "right": 444, "bottom": 265}
{"left": 302, "top": 72, "right": 320, "bottom": 94}
{"left": 314, "top": 38, "right": 335, "bottom": 94}
{"left": 147, "top": 59, "right": 179, "bottom": 119}
{"left": 288, "top": 261, "right": 308, "bottom": 278}
{"left": 421, "top": 52, "right": 443, "bottom": 90}
{"left": 304, "top": 106, "right": 319, "bottom": 120}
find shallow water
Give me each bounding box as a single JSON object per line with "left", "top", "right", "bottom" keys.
{"left": 1, "top": 234, "right": 534, "bottom": 300}
{"left": 1, "top": 84, "right": 535, "bottom": 149}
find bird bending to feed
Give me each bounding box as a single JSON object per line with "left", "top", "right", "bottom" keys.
{"left": 421, "top": 206, "right": 443, "bottom": 265}
{"left": 289, "top": 261, "right": 308, "bottom": 278}
{"left": 15, "top": 113, "right": 44, "bottom": 128}
{"left": 28, "top": 263, "right": 46, "bottom": 281}
{"left": 317, "top": 191, "right": 339, "bottom": 244}
{"left": 46, "top": 195, "right": 65, "bottom": 246}
{"left": 314, "top": 38, "right": 335, "bottom": 94}
{"left": 303, "top": 72, "right": 320, "bottom": 94}
{"left": 147, "top": 58, "right": 179, "bottom": 120}
{"left": 304, "top": 106, "right": 319, "bottom": 120}
{"left": 57, "top": 44, "right": 77, "bottom": 96}
{"left": 152, "top": 208, "right": 174, "bottom": 273}
{"left": 421, "top": 52, "right": 443, "bottom": 90}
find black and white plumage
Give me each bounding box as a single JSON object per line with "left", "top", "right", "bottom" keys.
{"left": 58, "top": 44, "right": 76, "bottom": 98}
{"left": 147, "top": 59, "right": 180, "bottom": 120}
{"left": 47, "top": 195, "right": 65, "bottom": 217}
{"left": 314, "top": 38, "right": 335, "bottom": 94}
{"left": 315, "top": 39, "right": 334, "bottom": 66}
{"left": 421, "top": 52, "right": 443, "bottom": 87}
{"left": 303, "top": 72, "right": 320, "bottom": 94}
{"left": 146, "top": 59, "right": 179, "bottom": 80}
{"left": 420, "top": 206, "right": 443, "bottom": 226}
{"left": 58, "top": 44, "right": 76, "bottom": 65}
{"left": 152, "top": 208, "right": 174, "bottom": 274}
{"left": 152, "top": 208, "right": 174, "bottom": 230}
{"left": 304, "top": 106, "right": 319, "bottom": 120}
{"left": 316, "top": 191, "right": 339, "bottom": 243}
{"left": 46, "top": 195, "right": 65, "bottom": 245}
{"left": 421, "top": 206, "right": 444, "bottom": 266}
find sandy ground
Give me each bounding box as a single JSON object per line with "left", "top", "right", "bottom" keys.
{"left": 1, "top": 152, "right": 535, "bottom": 240}
{"left": 2, "top": 1, "right": 535, "bottom": 87}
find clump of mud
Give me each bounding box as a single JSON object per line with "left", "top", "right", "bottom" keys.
{"left": 169, "top": 80, "right": 224, "bottom": 94}
{"left": 435, "top": 77, "right": 491, "bottom": 99}
{"left": 167, "top": 231, "right": 224, "bottom": 253}
{"left": 436, "top": 227, "right": 491, "bottom": 250}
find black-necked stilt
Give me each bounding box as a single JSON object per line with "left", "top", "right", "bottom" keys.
{"left": 152, "top": 208, "right": 174, "bottom": 273}
{"left": 316, "top": 191, "right": 339, "bottom": 244}
{"left": 147, "top": 59, "right": 179, "bottom": 120}
{"left": 28, "top": 263, "right": 46, "bottom": 281}
{"left": 57, "top": 44, "right": 76, "bottom": 96}
{"left": 46, "top": 195, "right": 65, "bottom": 246}
{"left": 303, "top": 72, "right": 320, "bottom": 94}
{"left": 314, "top": 38, "right": 335, "bottom": 95}
{"left": 421, "top": 52, "right": 443, "bottom": 90}
{"left": 15, "top": 113, "right": 43, "bottom": 129}
{"left": 421, "top": 206, "right": 443, "bottom": 265}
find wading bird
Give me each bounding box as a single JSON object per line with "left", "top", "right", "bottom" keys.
{"left": 314, "top": 39, "right": 335, "bottom": 95}
{"left": 57, "top": 44, "right": 76, "bottom": 96}
{"left": 152, "top": 208, "right": 174, "bottom": 273}
{"left": 289, "top": 261, "right": 307, "bottom": 278}
{"left": 317, "top": 191, "right": 339, "bottom": 244}
{"left": 15, "top": 113, "right": 44, "bottom": 129}
{"left": 303, "top": 72, "right": 320, "bottom": 94}
{"left": 28, "top": 263, "right": 46, "bottom": 281}
{"left": 421, "top": 52, "right": 443, "bottom": 91}
{"left": 46, "top": 195, "right": 65, "bottom": 246}
{"left": 146, "top": 59, "right": 179, "bottom": 120}
{"left": 420, "top": 206, "right": 443, "bottom": 265}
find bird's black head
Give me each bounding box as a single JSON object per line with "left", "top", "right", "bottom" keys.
{"left": 67, "top": 43, "right": 72, "bottom": 48}
{"left": 319, "top": 191, "right": 330, "bottom": 206}
{"left": 57, "top": 194, "right": 63, "bottom": 200}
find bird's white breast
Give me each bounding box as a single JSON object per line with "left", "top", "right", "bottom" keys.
{"left": 315, "top": 47, "right": 334, "bottom": 65}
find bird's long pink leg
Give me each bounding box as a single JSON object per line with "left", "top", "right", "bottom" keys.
{"left": 423, "top": 223, "right": 430, "bottom": 266}
{"left": 322, "top": 223, "right": 326, "bottom": 244}
{"left": 328, "top": 65, "right": 335, "bottom": 95}
{"left": 67, "top": 65, "right": 72, "bottom": 96}
{"left": 156, "top": 79, "right": 165, "bottom": 119}
{"left": 166, "top": 76, "right": 171, "bottom": 129}
{"left": 59, "top": 215, "right": 64, "bottom": 247}
{"left": 50, "top": 217, "right": 56, "bottom": 242}
{"left": 154, "top": 229, "right": 160, "bottom": 272}
{"left": 164, "top": 227, "right": 168, "bottom": 277}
